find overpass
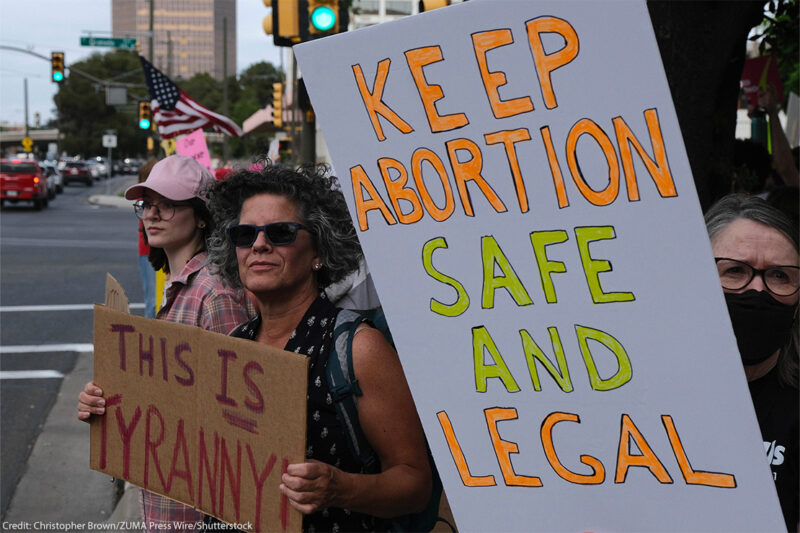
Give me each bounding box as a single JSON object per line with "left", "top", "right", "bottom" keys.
{"left": 0, "top": 129, "right": 60, "bottom": 157}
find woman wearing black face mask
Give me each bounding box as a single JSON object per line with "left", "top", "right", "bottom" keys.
{"left": 705, "top": 194, "right": 799, "bottom": 532}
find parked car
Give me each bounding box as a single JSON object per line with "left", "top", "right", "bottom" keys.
{"left": 87, "top": 161, "right": 103, "bottom": 181}
{"left": 0, "top": 159, "right": 49, "bottom": 209}
{"left": 39, "top": 161, "right": 63, "bottom": 196}
{"left": 62, "top": 161, "right": 94, "bottom": 186}
{"left": 91, "top": 157, "right": 109, "bottom": 179}
{"left": 128, "top": 159, "right": 143, "bottom": 174}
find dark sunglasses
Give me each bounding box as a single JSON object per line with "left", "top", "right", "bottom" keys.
{"left": 227, "top": 222, "right": 309, "bottom": 247}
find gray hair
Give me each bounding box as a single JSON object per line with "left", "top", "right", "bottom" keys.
{"left": 206, "top": 162, "right": 363, "bottom": 290}
{"left": 704, "top": 194, "right": 799, "bottom": 387}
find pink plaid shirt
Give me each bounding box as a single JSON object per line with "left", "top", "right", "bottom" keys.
{"left": 141, "top": 251, "right": 254, "bottom": 531}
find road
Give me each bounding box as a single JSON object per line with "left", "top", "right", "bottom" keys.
{"left": 0, "top": 175, "right": 143, "bottom": 519}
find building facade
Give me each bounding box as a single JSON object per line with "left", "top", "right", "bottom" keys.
{"left": 112, "top": 0, "right": 236, "bottom": 81}
{"left": 350, "top": 0, "right": 417, "bottom": 28}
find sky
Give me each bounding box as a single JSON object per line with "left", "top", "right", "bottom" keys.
{"left": 0, "top": 0, "right": 283, "bottom": 126}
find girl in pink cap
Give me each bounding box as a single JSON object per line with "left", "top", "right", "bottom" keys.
{"left": 76, "top": 155, "right": 254, "bottom": 531}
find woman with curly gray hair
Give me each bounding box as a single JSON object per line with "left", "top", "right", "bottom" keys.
{"left": 206, "top": 163, "right": 431, "bottom": 532}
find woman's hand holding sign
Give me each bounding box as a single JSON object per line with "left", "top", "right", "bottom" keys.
{"left": 280, "top": 460, "right": 341, "bottom": 514}
{"left": 77, "top": 381, "right": 105, "bottom": 422}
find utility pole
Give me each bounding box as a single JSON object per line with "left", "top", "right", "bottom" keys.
{"left": 167, "top": 30, "right": 173, "bottom": 77}
{"left": 222, "top": 17, "right": 230, "bottom": 163}
{"left": 299, "top": 79, "right": 315, "bottom": 165}
{"left": 149, "top": 0, "right": 155, "bottom": 61}
{"left": 24, "top": 78, "right": 29, "bottom": 140}
{"left": 291, "top": 53, "right": 299, "bottom": 167}
{"left": 149, "top": 0, "right": 155, "bottom": 158}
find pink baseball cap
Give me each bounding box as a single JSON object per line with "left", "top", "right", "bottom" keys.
{"left": 124, "top": 155, "right": 215, "bottom": 202}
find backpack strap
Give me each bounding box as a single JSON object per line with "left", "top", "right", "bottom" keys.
{"left": 327, "top": 308, "right": 446, "bottom": 532}
{"left": 327, "top": 309, "right": 380, "bottom": 472}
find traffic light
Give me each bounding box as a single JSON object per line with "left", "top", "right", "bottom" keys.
{"left": 266, "top": 0, "right": 301, "bottom": 47}
{"left": 51, "top": 52, "right": 65, "bottom": 83}
{"left": 266, "top": 0, "right": 347, "bottom": 45}
{"left": 272, "top": 83, "right": 283, "bottom": 128}
{"left": 138, "top": 101, "right": 152, "bottom": 130}
{"left": 418, "top": 0, "right": 450, "bottom": 11}
{"left": 307, "top": 0, "right": 348, "bottom": 38}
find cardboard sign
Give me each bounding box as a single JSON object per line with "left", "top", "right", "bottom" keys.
{"left": 105, "top": 274, "right": 130, "bottom": 313}
{"left": 176, "top": 129, "right": 213, "bottom": 171}
{"left": 294, "top": 2, "right": 785, "bottom": 531}
{"left": 92, "top": 279, "right": 308, "bottom": 532}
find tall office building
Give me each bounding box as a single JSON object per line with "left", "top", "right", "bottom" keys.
{"left": 112, "top": 0, "right": 236, "bottom": 81}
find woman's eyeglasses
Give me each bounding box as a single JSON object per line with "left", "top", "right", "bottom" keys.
{"left": 227, "top": 222, "right": 309, "bottom": 247}
{"left": 715, "top": 257, "right": 800, "bottom": 296}
{"left": 133, "top": 199, "right": 191, "bottom": 221}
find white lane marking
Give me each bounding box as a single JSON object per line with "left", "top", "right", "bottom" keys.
{"left": 0, "top": 370, "right": 64, "bottom": 380}
{"left": 0, "top": 343, "right": 93, "bottom": 354}
{"left": 0, "top": 237, "right": 134, "bottom": 250}
{"left": 0, "top": 303, "right": 144, "bottom": 312}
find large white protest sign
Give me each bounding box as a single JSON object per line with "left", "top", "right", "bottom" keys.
{"left": 295, "top": 1, "right": 785, "bottom": 531}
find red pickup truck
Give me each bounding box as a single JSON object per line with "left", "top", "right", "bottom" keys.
{"left": 0, "top": 159, "right": 49, "bottom": 210}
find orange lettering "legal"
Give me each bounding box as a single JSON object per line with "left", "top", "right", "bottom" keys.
{"left": 436, "top": 409, "right": 736, "bottom": 488}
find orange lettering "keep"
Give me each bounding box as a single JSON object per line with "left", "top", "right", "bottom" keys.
{"left": 351, "top": 16, "right": 581, "bottom": 141}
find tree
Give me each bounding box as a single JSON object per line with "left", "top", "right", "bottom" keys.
{"left": 238, "top": 62, "right": 282, "bottom": 109}
{"left": 53, "top": 50, "right": 150, "bottom": 158}
{"left": 752, "top": 0, "right": 799, "bottom": 97}
{"left": 648, "top": 1, "right": 766, "bottom": 211}
{"left": 51, "top": 51, "right": 285, "bottom": 160}
{"left": 178, "top": 73, "right": 224, "bottom": 110}
{"left": 228, "top": 62, "right": 283, "bottom": 159}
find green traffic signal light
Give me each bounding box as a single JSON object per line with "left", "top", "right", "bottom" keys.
{"left": 138, "top": 101, "right": 152, "bottom": 130}
{"left": 51, "top": 51, "right": 65, "bottom": 84}
{"left": 310, "top": 5, "right": 336, "bottom": 31}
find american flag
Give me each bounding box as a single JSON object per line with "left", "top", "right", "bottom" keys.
{"left": 139, "top": 55, "right": 242, "bottom": 139}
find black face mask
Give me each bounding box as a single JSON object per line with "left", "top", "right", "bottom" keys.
{"left": 725, "top": 290, "right": 797, "bottom": 365}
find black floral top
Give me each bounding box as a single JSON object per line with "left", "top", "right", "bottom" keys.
{"left": 230, "top": 293, "right": 384, "bottom": 533}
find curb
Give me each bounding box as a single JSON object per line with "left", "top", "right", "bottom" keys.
{"left": 88, "top": 176, "right": 138, "bottom": 210}
{"left": 88, "top": 194, "right": 136, "bottom": 210}
{"left": 107, "top": 483, "right": 144, "bottom": 531}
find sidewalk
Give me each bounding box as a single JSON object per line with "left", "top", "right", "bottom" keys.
{"left": 2, "top": 349, "right": 127, "bottom": 525}
{"left": 3, "top": 177, "right": 142, "bottom": 528}
{"left": 88, "top": 176, "right": 138, "bottom": 210}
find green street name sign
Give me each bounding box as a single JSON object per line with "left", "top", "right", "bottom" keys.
{"left": 80, "top": 37, "right": 137, "bottom": 50}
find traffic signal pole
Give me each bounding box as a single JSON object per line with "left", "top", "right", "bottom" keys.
{"left": 24, "top": 78, "right": 29, "bottom": 141}
{"left": 291, "top": 53, "right": 300, "bottom": 166}
{"left": 300, "top": 107, "right": 315, "bottom": 165}
{"left": 264, "top": 0, "right": 348, "bottom": 165}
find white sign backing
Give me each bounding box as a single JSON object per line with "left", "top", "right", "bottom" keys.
{"left": 295, "top": 2, "right": 784, "bottom": 531}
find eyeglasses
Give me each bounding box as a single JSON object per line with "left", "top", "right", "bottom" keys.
{"left": 133, "top": 199, "right": 191, "bottom": 221}
{"left": 715, "top": 257, "right": 800, "bottom": 296}
{"left": 227, "top": 222, "right": 309, "bottom": 247}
